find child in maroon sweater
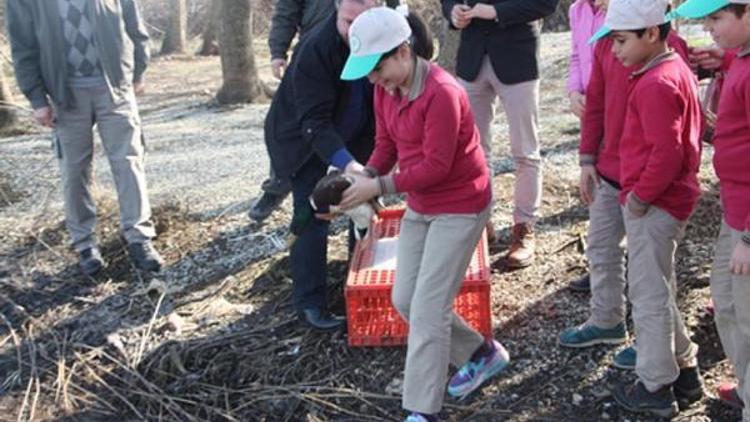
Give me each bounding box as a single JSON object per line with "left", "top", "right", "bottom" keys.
{"left": 674, "top": 0, "right": 750, "bottom": 416}
{"left": 590, "top": 0, "right": 704, "bottom": 418}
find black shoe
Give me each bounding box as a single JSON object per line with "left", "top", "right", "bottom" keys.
{"left": 613, "top": 380, "right": 679, "bottom": 419}
{"left": 297, "top": 308, "right": 345, "bottom": 331}
{"left": 127, "top": 241, "right": 164, "bottom": 272}
{"left": 673, "top": 366, "right": 704, "bottom": 404}
{"left": 568, "top": 273, "right": 591, "bottom": 292}
{"left": 79, "top": 247, "right": 104, "bottom": 276}
{"left": 248, "top": 192, "right": 288, "bottom": 222}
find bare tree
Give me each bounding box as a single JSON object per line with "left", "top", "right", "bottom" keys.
{"left": 161, "top": 0, "right": 188, "bottom": 55}
{"left": 216, "top": 0, "right": 263, "bottom": 104}
{"left": 198, "top": 0, "right": 221, "bottom": 56}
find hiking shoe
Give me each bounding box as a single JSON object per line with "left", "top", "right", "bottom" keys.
{"left": 568, "top": 273, "right": 591, "bottom": 292}
{"left": 673, "top": 366, "right": 704, "bottom": 403}
{"left": 448, "top": 339, "right": 510, "bottom": 399}
{"left": 248, "top": 191, "right": 288, "bottom": 222}
{"left": 127, "top": 241, "right": 164, "bottom": 272}
{"left": 79, "top": 247, "right": 104, "bottom": 276}
{"left": 613, "top": 380, "right": 679, "bottom": 419}
{"left": 612, "top": 346, "right": 637, "bottom": 370}
{"left": 506, "top": 223, "right": 535, "bottom": 268}
{"left": 405, "top": 412, "right": 439, "bottom": 422}
{"left": 717, "top": 383, "right": 744, "bottom": 409}
{"left": 558, "top": 322, "right": 627, "bottom": 348}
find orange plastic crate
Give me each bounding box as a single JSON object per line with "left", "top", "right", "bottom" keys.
{"left": 346, "top": 207, "right": 492, "bottom": 347}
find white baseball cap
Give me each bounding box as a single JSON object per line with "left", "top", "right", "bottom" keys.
{"left": 341, "top": 6, "right": 411, "bottom": 81}
{"left": 671, "top": 0, "right": 750, "bottom": 19}
{"left": 590, "top": 0, "right": 671, "bottom": 43}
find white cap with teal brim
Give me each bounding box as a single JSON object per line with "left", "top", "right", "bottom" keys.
{"left": 670, "top": 0, "right": 749, "bottom": 19}
{"left": 589, "top": 0, "right": 672, "bottom": 44}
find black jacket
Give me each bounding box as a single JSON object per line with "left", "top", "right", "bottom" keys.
{"left": 264, "top": 13, "right": 375, "bottom": 181}
{"left": 441, "top": 0, "right": 559, "bottom": 84}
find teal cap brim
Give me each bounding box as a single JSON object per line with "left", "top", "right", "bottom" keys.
{"left": 589, "top": 25, "right": 612, "bottom": 44}
{"left": 341, "top": 53, "right": 383, "bottom": 81}
{"left": 672, "top": 0, "right": 730, "bottom": 19}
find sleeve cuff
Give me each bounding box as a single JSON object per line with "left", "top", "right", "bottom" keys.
{"left": 377, "top": 175, "right": 397, "bottom": 195}
{"left": 579, "top": 154, "right": 597, "bottom": 166}
{"left": 743, "top": 231, "right": 750, "bottom": 247}
{"left": 330, "top": 148, "right": 354, "bottom": 170}
{"left": 363, "top": 166, "right": 379, "bottom": 178}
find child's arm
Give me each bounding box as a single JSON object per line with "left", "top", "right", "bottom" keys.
{"left": 579, "top": 43, "right": 605, "bottom": 163}
{"left": 365, "top": 92, "right": 398, "bottom": 177}
{"left": 567, "top": 3, "right": 584, "bottom": 96}
{"left": 629, "top": 82, "right": 689, "bottom": 206}
{"left": 381, "top": 84, "right": 463, "bottom": 194}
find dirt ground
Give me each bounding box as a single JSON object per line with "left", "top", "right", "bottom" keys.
{"left": 0, "top": 32, "right": 743, "bottom": 422}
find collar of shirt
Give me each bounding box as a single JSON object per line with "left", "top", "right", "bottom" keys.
{"left": 738, "top": 43, "right": 750, "bottom": 58}
{"left": 407, "top": 57, "right": 430, "bottom": 102}
{"left": 631, "top": 49, "right": 677, "bottom": 78}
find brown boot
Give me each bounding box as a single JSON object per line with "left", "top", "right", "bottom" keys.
{"left": 506, "top": 223, "right": 535, "bottom": 268}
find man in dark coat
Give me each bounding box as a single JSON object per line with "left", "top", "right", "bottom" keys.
{"left": 265, "top": 0, "right": 377, "bottom": 330}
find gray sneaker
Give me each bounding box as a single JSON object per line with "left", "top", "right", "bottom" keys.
{"left": 613, "top": 380, "right": 679, "bottom": 419}
{"left": 79, "top": 247, "right": 104, "bottom": 276}
{"left": 127, "top": 241, "right": 163, "bottom": 272}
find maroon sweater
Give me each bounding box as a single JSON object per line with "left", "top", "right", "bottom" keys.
{"left": 367, "top": 61, "right": 491, "bottom": 214}
{"left": 580, "top": 32, "right": 690, "bottom": 185}
{"left": 619, "top": 54, "right": 703, "bottom": 221}
{"left": 713, "top": 47, "right": 750, "bottom": 232}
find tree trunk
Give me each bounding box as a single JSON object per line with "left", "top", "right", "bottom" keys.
{"left": 216, "top": 0, "right": 263, "bottom": 104}
{"left": 161, "top": 0, "right": 188, "bottom": 55}
{"left": 437, "top": 19, "right": 460, "bottom": 75}
{"left": 0, "top": 70, "right": 17, "bottom": 130}
{"left": 198, "top": 0, "right": 221, "bottom": 56}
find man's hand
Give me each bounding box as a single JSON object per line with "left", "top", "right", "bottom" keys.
{"left": 466, "top": 3, "right": 498, "bottom": 21}
{"left": 271, "top": 58, "right": 287, "bottom": 80}
{"left": 33, "top": 106, "right": 55, "bottom": 128}
{"left": 730, "top": 241, "right": 750, "bottom": 276}
{"left": 451, "top": 4, "right": 472, "bottom": 29}
{"left": 689, "top": 46, "right": 725, "bottom": 71}
{"left": 133, "top": 81, "right": 146, "bottom": 96}
{"left": 339, "top": 174, "right": 379, "bottom": 210}
{"left": 344, "top": 160, "right": 369, "bottom": 177}
{"left": 579, "top": 164, "right": 599, "bottom": 205}
{"left": 569, "top": 91, "right": 586, "bottom": 118}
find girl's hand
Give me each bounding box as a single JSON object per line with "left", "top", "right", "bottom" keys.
{"left": 339, "top": 175, "right": 380, "bottom": 210}
{"left": 730, "top": 241, "right": 750, "bottom": 276}
{"left": 569, "top": 91, "right": 586, "bottom": 118}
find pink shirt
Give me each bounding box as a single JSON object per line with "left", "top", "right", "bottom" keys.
{"left": 567, "top": 0, "right": 606, "bottom": 94}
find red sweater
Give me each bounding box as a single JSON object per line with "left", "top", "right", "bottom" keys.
{"left": 580, "top": 32, "right": 690, "bottom": 184}
{"left": 712, "top": 49, "right": 750, "bottom": 232}
{"left": 367, "top": 61, "right": 491, "bottom": 214}
{"left": 619, "top": 54, "right": 703, "bottom": 221}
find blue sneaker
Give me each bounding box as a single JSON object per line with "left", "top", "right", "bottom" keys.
{"left": 612, "top": 346, "right": 636, "bottom": 370}
{"left": 447, "top": 339, "right": 510, "bottom": 399}
{"left": 405, "top": 413, "right": 439, "bottom": 422}
{"left": 558, "top": 322, "right": 628, "bottom": 348}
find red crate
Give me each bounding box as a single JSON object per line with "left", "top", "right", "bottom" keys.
{"left": 346, "top": 207, "right": 492, "bottom": 347}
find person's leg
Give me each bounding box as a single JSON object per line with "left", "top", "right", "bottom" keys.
{"left": 250, "top": 163, "right": 292, "bottom": 222}
{"left": 559, "top": 181, "right": 627, "bottom": 347}
{"left": 625, "top": 207, "right": 685, "bottom": 391}
{"left": 391, "top": 208, "right": 428, "bottom": 323}
{"left": 54, "top": 89, "right": 97, "bottom": 253}
{"left": 493, "top": 78, "right": 542, "bottom": 226}
{"left": 289, "top": 157, "right": 337, "bottom": 322}
{"left": 712, "top": 221, "right": 750, "bottom": 417}
{"left": 93, "top": 86, "right": 156, "bottom": 245}
{"left": 401, "top": 207, "right": 489, "bottom": 414}
{"left": 458, "top": 56, "right": 497, "bottom": 172}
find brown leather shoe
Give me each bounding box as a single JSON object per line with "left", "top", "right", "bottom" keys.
{"left": 506, "top": 223, "right": 535, "bottom": 268}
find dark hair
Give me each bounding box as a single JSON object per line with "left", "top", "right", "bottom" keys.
{"left": 630, "top": 22, "right": 671, "bottom": 41}
{"left": 723, "top": 3, "right": 748, "bottom": 17}
{"left": 377, "top": 11, "right": 435, "bottom": 64}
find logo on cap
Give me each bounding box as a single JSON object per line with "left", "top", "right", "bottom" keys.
{"left": 350, "top": 35, "right": 361, "bottom": 54}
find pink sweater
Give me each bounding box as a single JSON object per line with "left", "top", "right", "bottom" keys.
{"left": 567, "top": 0, "right": 606, "bottom": 94}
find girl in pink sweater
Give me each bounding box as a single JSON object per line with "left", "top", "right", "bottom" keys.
{"left": 568, "top": 0, "right": 607, "bottom": 117}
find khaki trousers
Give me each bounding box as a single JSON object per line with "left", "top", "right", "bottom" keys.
{"left": 624, "top": 206, "right": 697, "bottom": 392}
{"left": 711, "top": 220, "right": 750, "bottom": 422}
{"left": 585, "top": 180, "right": 628, "bottom": 329}
{"left": 54, "top": 85, "right": 155, "bottom": 252}
{"left": 392, "top": 206, "right": 490, "bottom": 414}
{"left": 459, "top": 56, "right": 542, "bottom": 224}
